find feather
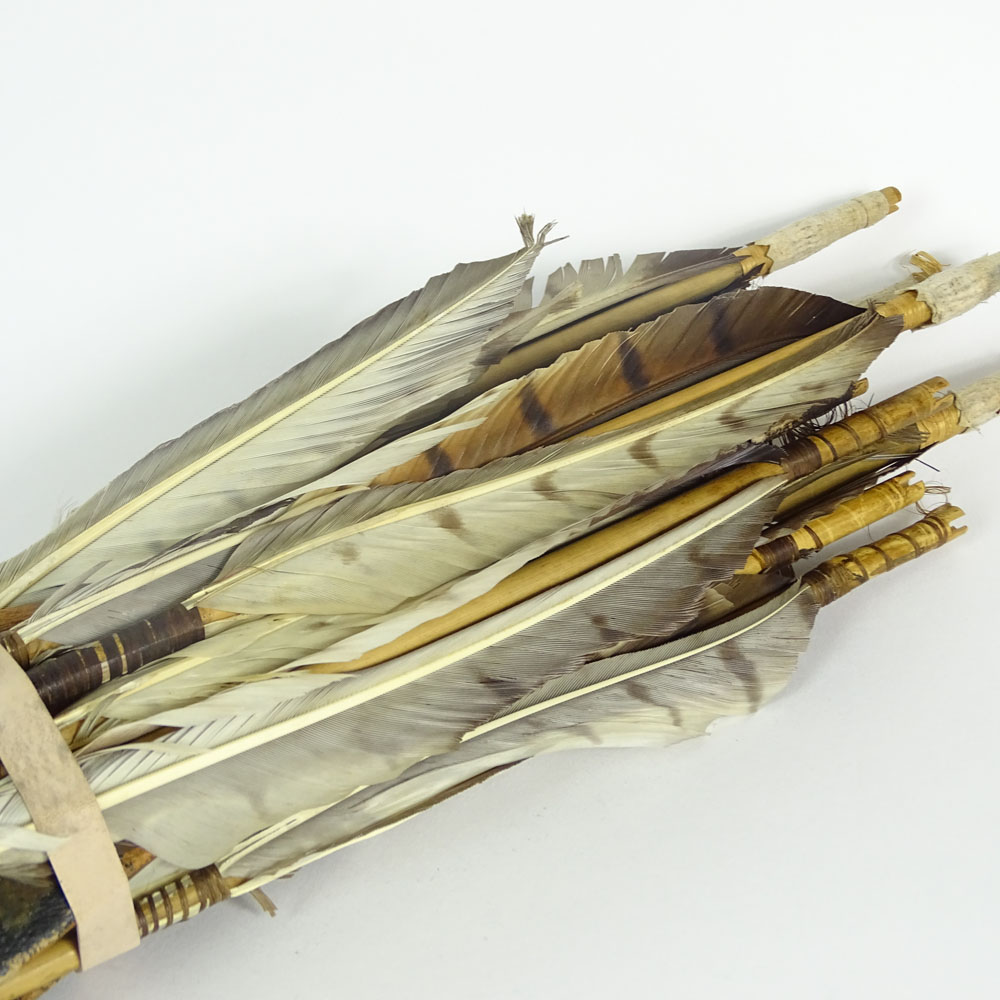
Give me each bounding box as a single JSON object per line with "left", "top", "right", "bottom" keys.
{"left": 9, "top": 284, "right": 838, "bottom": 644}
{"left": 61, "top": 614, "right": 359, "bottom": 739}
{"left": 353, "top": 248, "right": 755, "bottom": 460}
{"left": 15, "top": 299, "right": 898, "bottom": 650}
{"left": 0, "top": 220, "right": 552, "bottom": 609}
{"left": 222, "top": 583, "right": 817, "bottom": 886}
{"left": 466, "top": 248, "right": 753, "bottom": 395}
{"left": 460, "top": 185, "right": 903, "bottom": 397}
{"left": 0, "top": 483, "right": 781, "bottom": 868}
{"left": 516, "top": 249, "right": 746, "bottom": 349}
{"left": 686, "top": 570, "right": 797, "bottom": 632}
{"left": 354, "top": 276, "right": 581, "bottom": 453}
{"left": 176, "top": 307, "right": 897, "bottom": 621}
{"left": 373, "top": 287, "right": 862, "bottom": 486}
{"left": 59, "top": 475, "right": 705, "bottom": 734}
{"left": 217, "top": 460, "right": 960, "bottom": 876}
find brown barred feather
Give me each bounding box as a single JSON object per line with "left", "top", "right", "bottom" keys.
{"left": 376, "top": 287, "right": 862, "bottom": 486}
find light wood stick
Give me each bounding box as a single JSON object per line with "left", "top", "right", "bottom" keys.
{"left": 774, "top": 393, "right": 966, "bottom": 520}
{"left": 738, "top": 472, "right": 926, "bottom": 574}
{"left": 804, "top": 505, "right": 966, "bottom": 606}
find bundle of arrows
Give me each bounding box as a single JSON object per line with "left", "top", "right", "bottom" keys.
{"left": 1, "top": 187, "right": 999, "bottom": 998}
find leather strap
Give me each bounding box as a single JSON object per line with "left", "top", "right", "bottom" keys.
{"left": 0, "top": 647, "right": 139, "bottom": 969}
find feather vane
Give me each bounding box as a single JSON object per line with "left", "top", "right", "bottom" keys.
{"left": 223, "top": 584, "right": 817, "bottom": 884}
{"left": 0, "top": 483, "right": 780, "bottom": 867}
{"left": 0, "top": 221, "right": 551, "bottom": 610}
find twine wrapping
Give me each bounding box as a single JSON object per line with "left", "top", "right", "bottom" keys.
{"left": 0, "top": 647, "right": 139, "bottom": 969}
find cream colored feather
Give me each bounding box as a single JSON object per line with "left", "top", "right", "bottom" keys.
{"left": 0, "top": 482, "right": 780, "bottom": 868}
{"left": 0, "top": 219, "right": 551, "bottom": 612}
{"left": 15, "top": 299, "right": 897, "bottom": 650}
{"left": 223, "top": 584, "right": 817, "bottom": 887}
{"left": 59, "top": 475, "right": 696, "bottom": 736}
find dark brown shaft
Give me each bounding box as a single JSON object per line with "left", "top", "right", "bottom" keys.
{"left": 27, "top": 605, "right": 206, "bottom": 716}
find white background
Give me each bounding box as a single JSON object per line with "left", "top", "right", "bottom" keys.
{"left": 3, "top": 3, "right": 998, "bottom": 998}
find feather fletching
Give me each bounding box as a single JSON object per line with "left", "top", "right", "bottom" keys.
{"left": 374, "top": 287, "right": 862, "bottom": 485}
{"left": 7, "top": 190, "right": 1000, "bottom": 1000}
{"left": 15, "top": 297, "right": 898, "bottom": 648}
{"left": 0, "top": 220, "right": 552, "bottom": 609}
{"left": 222, "top": 584, "right": 817, "bottom": 886}
{"left": 0, "top": 482, "right": 780, "bottom": 868}
{"left": 469, "top": 247, "right": 754, "bottom": 393}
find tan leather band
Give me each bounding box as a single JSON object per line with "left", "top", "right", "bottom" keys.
{"left": 0, "top": 647, "right": 139, "bottom": 969}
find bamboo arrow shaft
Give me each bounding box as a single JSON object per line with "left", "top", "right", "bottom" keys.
{"left": 472, "top": 187, "right": 902, "bottom": 396}
{"left": 739, "top": 471, "right": 926, "bottom": 574}
{"left": 774, "top": 395, "right": 965, "bottom": 521}
{"left": 804, "top": 505, "right": 966, "bottom": 606}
